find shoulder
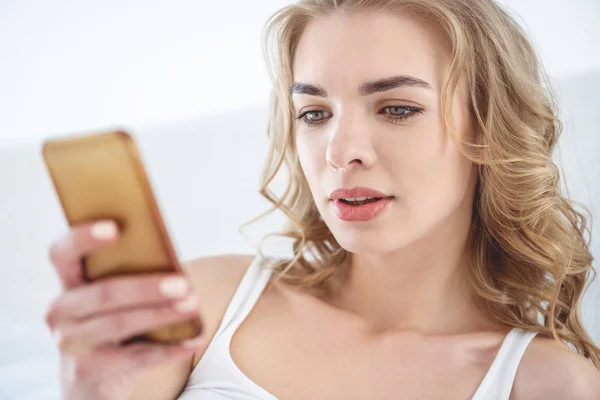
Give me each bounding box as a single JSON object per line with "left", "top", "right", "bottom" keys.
{"left": 511, "top": 333, "right": 600, "bottom": 400}
{"left": 182, "top": 253, "right": 255, "bottom": 292}
{"left": 180, "top": 253, "right": 257, "bottom": 364}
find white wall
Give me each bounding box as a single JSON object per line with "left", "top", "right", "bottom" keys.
{"left": 497, "top": 0, "right": 600, "bottom": 77}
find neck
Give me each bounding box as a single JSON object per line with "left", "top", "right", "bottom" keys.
{"left": 327, "top": 207, "right": 500, "bottom": 337}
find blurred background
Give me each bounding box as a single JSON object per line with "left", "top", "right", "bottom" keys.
{"left": 0, "top": 0, "right": 599, "bottom": 398}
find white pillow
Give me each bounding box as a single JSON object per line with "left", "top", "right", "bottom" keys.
{"left": 0, "top": 318, "right": 60, "bottom": 400}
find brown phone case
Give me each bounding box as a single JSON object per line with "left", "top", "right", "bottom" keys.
{"left": 42, "top": 130, "right": 203, "bottom": 343}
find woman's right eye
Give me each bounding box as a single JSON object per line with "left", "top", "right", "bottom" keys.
{"left": 296, "top": 110, "right": 331, "bottom": 127}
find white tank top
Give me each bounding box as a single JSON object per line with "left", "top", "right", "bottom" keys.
{"left": 178, "top": 255, "right": 539, "bottom": 400}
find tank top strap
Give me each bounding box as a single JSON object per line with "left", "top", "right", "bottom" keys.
{"left": 497, "top": 328, "right": 539, "bottom": 399}
{"left": 472, "top": 327, "right": 539, "bottom": 400}
{"left": 212, "top": 254, "right": 274, "bottom": 341}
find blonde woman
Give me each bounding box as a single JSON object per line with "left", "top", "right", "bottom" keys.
{"left": 45, "top": 0, "right": 600, "bottom": 399}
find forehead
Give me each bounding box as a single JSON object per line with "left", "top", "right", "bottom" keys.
{"left": 292, "top": 11, "right": 451, "bottom": 93}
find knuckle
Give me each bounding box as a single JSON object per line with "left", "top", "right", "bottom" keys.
{"left": 94, "top": 282, "right": 114, "bottom": 307}
{"left": 109, "top": 312, "right": 127, "bottom": 333}
{"left": 68, "top": 228, "right": 86, "bottom": 252}
{"left": 48, "top": 241, "right": 64, "bottom": 266}
{"left": 44, "top": 300, "right": 60, "bottom": 328}
{"left": 118, "top": 275, "right": 157, "bottom": 304}
{"left": 131, "top": 277, "right": 151, "bottom": 300}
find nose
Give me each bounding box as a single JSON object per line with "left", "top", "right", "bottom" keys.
{"left": 325, "top": 114, "right": 377, "bottom": 172}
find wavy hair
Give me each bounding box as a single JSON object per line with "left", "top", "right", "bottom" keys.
{"left": 240, "top": 0, "right": 599, "bottom": 367}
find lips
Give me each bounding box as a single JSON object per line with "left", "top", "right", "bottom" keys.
{"left": 328, "top": 187, "right": 393, "bottom": 222}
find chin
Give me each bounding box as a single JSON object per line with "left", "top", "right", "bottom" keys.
{"left": 327, "top": 219, "right": 414, "bottom": 255}
{"left": 340, "top": 238, "right": 410, "bottom": 255}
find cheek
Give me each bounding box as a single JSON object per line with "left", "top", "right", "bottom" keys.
{"left": 398, "top": 124, "right": 472, "bottom": 211}
{"left": 295, "top": 134, "right": 312, "bottom": 174}
{"left": 295, "top": 133, "right": 326, "bottom": 189}
{"left": 386, "top": 122, "right": 446, "bottom": 181}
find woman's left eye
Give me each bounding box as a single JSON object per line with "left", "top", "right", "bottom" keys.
{"left": 380, "top": 105, "right": 423, "bottom": 123}
{"left": 383, "top": 106, "right": 412, "bottom": 116}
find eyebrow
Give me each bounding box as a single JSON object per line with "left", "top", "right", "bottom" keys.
{"left": 290, "top": 75, "right": 433, "bottom": 97}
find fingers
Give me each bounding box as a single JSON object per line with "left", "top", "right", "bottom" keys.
{"left": 48, "top": 220, "right": 119, "bottom": 289}
{"left": 46, "top": 219, "right": 207, "bottom": 394}
{"left": 53, "top": 300, "right": 201, "bottom": 354}
{"left": 45, "top": 273, "right": 193, "bottom": 328}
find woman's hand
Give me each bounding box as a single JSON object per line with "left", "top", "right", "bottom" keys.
{"left": 45, "top": 220, "right": 204, "bottom": 400}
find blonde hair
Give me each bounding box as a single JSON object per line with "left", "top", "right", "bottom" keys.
{"left": 242, "top": 0, "right": 599, "bottom": 367}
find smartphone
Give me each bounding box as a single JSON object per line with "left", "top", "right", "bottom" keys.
{"left": 42, "top": 130, "right": 203, "bottom": 344}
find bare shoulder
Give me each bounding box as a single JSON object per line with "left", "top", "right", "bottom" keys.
{"left": 182, "top": 253, "right": 255, "bottom": 299}
{"left": 181, "top": 253, "right": 257, "bottom": 365}
{"left": 511, "top": 333, "right": 600, "bottom": 400}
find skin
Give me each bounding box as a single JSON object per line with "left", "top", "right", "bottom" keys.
{"left": 46, "top": 10, "right": 600, "bottom": 400}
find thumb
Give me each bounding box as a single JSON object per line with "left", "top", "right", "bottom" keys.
{"left": 49, "top": 220, "right": 119, "bottom": 289}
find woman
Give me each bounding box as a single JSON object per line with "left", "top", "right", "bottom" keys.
{"left": 45, "top": 0, "right": 600, "bottom": 399}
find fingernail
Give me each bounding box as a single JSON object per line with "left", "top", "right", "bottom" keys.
{"left": 173, "top": 295, "right": 199, "bottom": 312}
{"left": 181, "top": 335, "right": 205, "bottom": 348}
{"left": 159, "top": 277, "right": 189, "bottom": 298}
{"left": 90, "top": 221, "right": 117, "bottom": 240}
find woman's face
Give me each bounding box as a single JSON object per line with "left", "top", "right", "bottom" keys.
{"left": 292, "top": 11, "right": 479, "bottom": 254}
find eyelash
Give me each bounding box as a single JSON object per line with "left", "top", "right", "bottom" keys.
{"left": 295, "top": 105, "right": 423, "bottom": 128}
